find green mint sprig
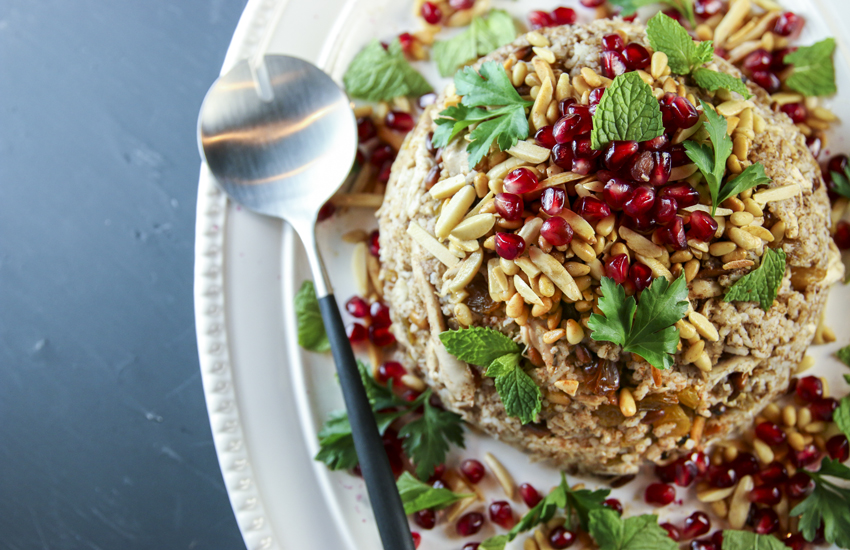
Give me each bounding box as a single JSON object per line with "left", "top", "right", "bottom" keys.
{"left": 791, "top": 458, "right": 850, "bottom": 548}
{"left": 834, "top": 396, "right": 850, "bottom": 439}
{"left": 830, "top": 165, "right": 850, "bottom": 200}
{"left": 785, "top": 38, "right": 837, "bottom": 97}
{"left": 343, "top": 39, "right": 432, "bottom": 101}
{"left": 396, "top": 472, "right": 471, "bottom": 515}
{"left": 588, "top": 509, "right": 679, "bottom": 550}
{"left": 295, "top": 280, "right": 330, "bottom": 352}
{"left": 647, "top": 12, "right": 713, "bottom": 75}
{"left": 590, "top": 71, "right": 664, "bottom": 150}
{"left": 838, "top": 344, "right": 850, "bottom": 368}
{"left": 693, "top": 67, "right": 752, "bottom": 99}
{"left": 723, "top": 248, "right": 786, "bottom": 311}
{"left": 433, "top": 10, "right": 517, "bottom": 77}
{"left": 720, "top": 530, "right": 787, "bottom": 550}
{"left": 609, "top": 0, "right": 696, "bottom": 28}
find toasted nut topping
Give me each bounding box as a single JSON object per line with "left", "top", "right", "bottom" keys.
{"left": 484, "top": 452, "right": 515, "bottom": 499}
{"left": 529, "top": 246, "right": 582, "bottom": 302}
{"left": 753, "top": 438, "right": 775, "bottom": 464}
{"left": 689, "top": 311, "right": 720, "bottom": 341}
{"left": 429, "top": 173, "right": 467, "bottom": 199}
{"left": 710, "top": 241, "right": 738, "bottom": 256}
{"left": 435, "top": 185, "right": 476, "bottom": 239}
{"left": 723, "top": 259, "right": 755, "bottom": 270}
{"left": 451, "top": 214, "right": 496, "bottom": 241}
{"left": 449, "top": 251, "right": 484, "bottom": 292}
{"left": 727, "top": 226, "right": 762, "bottom": 250}
{"left": 554, "top": 378, "right": 579, "bottom": 396}
{"left": 558, "top": 209, "right": 597, "bottom": 244}
{"left": 619, "top": 226, "right": 664, "bottom": 258}
{"left": 697, "top": 486, "right": 736, "bottom": 503}
{"left": 565, "top": 319, "right": 585, "bottom": 345}
{"left": 728, "top": 475, "right": 755, "bottom": 530}
{"left": 753, "top": 184, "right": 802, "bottom": 204}
{"left": 682, "top": 339, "right": 705, "bottom": 364}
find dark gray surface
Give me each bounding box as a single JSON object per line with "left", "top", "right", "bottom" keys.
{"left": 1, "top": 1, "right": 249, "bottom": 548}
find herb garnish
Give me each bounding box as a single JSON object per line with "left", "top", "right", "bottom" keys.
{"left": 590, "top": 71, "right": 665, "bottom": 150}
{"left": 647, "top": 12, "right": 713, "bottom": 75}
{"left": 295, "top": 280, "right": 330, "bottom": 352}
{"left": 791, "top": 458, "right": 850, "bottom": 548}
{"left": 723, "top": 248, "right": 786, "bottom": 311}
{"left": 343, "top": 39, "right": 432, "bottom": 101}
{"left": 588, "top": 508, "right": 679, "bottom": 550}
{"left": 692, "top": 67, "right": 752, "bottom": 99}
{"left": 830, "top": 165, "right": 850, "bottom": 200}
{"left": 396, "top": 471, "right": 471, "bottom": 514}
{"left": 588, "top": 276, "right": 689, "bottom": 370}
{"left": 431, "top": 61, "right": 533, "bottom": 168}
{"left": 785, "top": 38, "right": 837, "bottom": 97}
{"left": 838, "top": 344, "right": 850, "bottom": 368}
{"left": 721, "top": 530, "right": 787, "bottom": 550}
{"left": 433, "top": 10, "right": 517, "bottom": 77}
{"left": 834, "top": 396, "right": 850, "bottom": 438}
{"left": 609, "top": 0, "right": 696, "bottom": 28}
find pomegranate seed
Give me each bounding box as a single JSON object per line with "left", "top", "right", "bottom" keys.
{"left": 541, "top": 187, "right": 567, "bottom": 216}
{"left": 652, "top": 196, "right": 678, "bottom": 225}
{"left": 796, "top": 376, "right": 824, "bottom": 403}
{"left": 751, "top": 71, "right": 781, "bottom": 94}
{"left": 687, "top": 210, "right": 718, "bottom": 241}
{"left": 370, "top": 301, "right": 391, "bottom": 327}
{"left": 369, "top": 326, "right": 396, "bottom": 347}
{"left": 809, "top": 397, "right": 838, "bottom": 421}
{"left": 576, "top": 196, "right": 612, "bottom": 222}
{"left": 528, "top": 10, "right": 553, "bottom": 30}
{"left": 605, "top": 254, "right": 630, "bottom": 284}
{"left": 346, "top": 296, "right": 370, "bottom": 318}
{"left": 660, "top": 216, "right": 688, "bottom": 250}
{"left": 317, "top": 200, "right": 336, "bottom": 222}
{"left": 790, "top": 444, "right": 821, "bottom": 468}
{"left": 495, "top": 193, "right": 525, "bottom": 221}
{"left": 589, "top": 88, "right": 606, "bottom": 113}
{"left": 707, "top": 465, "right": 738, "bottom": 488}
{"left": 669, "top": 143, "right": 690, "bottom": 166}
{"left": 780, "top": 103, "right": 807, "bottom": 124}
{"left": 689, "top": 540, "right": 717, "bottom": 550}
{"left": 413, "top": 509, "right": 436, "bottom": 529}
{"left": 773, "top": 11, "right": 804, "bottom": 37}
{"left": 504, "top": 168, "right": 539, "bottom": 194}
{"left": 732, "top": 452, "right": 760, "bottom": 477}
{"left": 552, "top": 143, "right": 573, "bottom": 169}
{"left": 559, "top": 98, "right": 577, "bottom": 116}
{"left": 743, "top": 49, "right": 773, "bottom": 73}
{"left": 571, "top": 158, "right": 597, "bottom": 175}
{"left": 462, "top": 544, "right": 479, "bottom": 550}
{"left": 489, "top": 501, "right": 515, "bottom": 529}
{"left": 772, "top": 47, "right": 796, "bottom": 71}
{"left": 421, "top": 1, "right": 442, "bottom": 24}
{"left": 760, "top": 462, "right": 788, "bottom": 484}
{"left": 683, "top": 511, "right": 711, "bottom": 539}
{"left": 711, "top": 531, "right": 724, "bottom": 547}
{"left": 449, "top": 0, "right": 474, "bottom": 9}
{"left": 753, "top": 508, "right": 780, "bottom": 535}
{"left": 660, "top": 93, "right": 699, "bottom": 133}
{"left": 689, "top": 451, "right": 710, "bottom": 475}
{"left": 377, "top": 160, "right": 393, "bottom": 183}
{"left": 347, "top": 323, "right": 368, "bottom": 343}
{"left": 456, "top": 512, "right": 484, "bottom": 536}
{"left": 643, "top": 134, "right": 670, "bottom": 151}
{"left": 751, "top": 484, "right": 782, "bottom": 506}
{"left": 836, "top": 221, "right": 850, "bottom": 250}
{"left": 827, "top": 434, "right": 850, "bottom": 461}
{"left": 650, "top": 152, "right": 672, "bottom": 186}
{"left": 662, "top": 8, "right": 685, "bottom": 24}
{"left": 412, "top": 532, "right": 421, "bottom": 549}
{"left": 645, "top": 483, "right": 675, "bottom": 506}
{"left": 428, "top": 464, "right": 446, "bottom": 484}
{"left": 668, "top": 457, "right": 698, "bottom": 487}
{"left": 629, "top": 262, "right": 653, "bottom": 291}
{"left": 495, "top": 232, "right": 526, "bottom": 260}
{"left": 784, "top": 534, "right": 807, "bottom": 550}
{"left": 535, "top": 125, "right": 556, "bottom": 149}
{"left": 519, "top": 483, "right": 542, "bottom": 507}
{"left": 551, "top": 7, "right": 577, "bottom": 25}
{"left": 600, "top": 50, "right": 628, "bottom": 79}
{"left": 787, "top": 471, "right": 815, "bottom": 498}
{"left": 368, "top": 229, "right": 381, "bottom": 256}
{"left": 603, "top": 179, "right": 635, "bottom": 210}
{"left": 572, "top": 137, "right": 601, "bottom": 159}
{"left": 659, "top": 182, "right": 700, "bottom": 207}
{"left": 604, "top": 141, "right": 639, "bottom": 171}
{"left": 756, "top": 421, "right": 787, "bottom": 446}
{"left": 602, "top": 33, "right": 625, "bottom": 52}
{"left": 807, "top": 135, "right": 823, "bottom": 159}
{"left": 357, "top": 117, "right": 377, "bottom": 141}
{"left": 580, "top": 0, "right": 606, "bottom": 6}
{"left": 624, "top": 185, "right": 656, "bottom": 218}
{"left": 548, "top": 526, "right": 577, "bottom": 549}
{"left": 461, "top": 459, "right": 486, "bottom": 483}
{"left": 398, "top": 32, "right": 415, "bottom": 54}
{"left": 541, "top": 216, "right": 574, "bottom": 246}
{"left": 603, "top": 498, "right": 623, "bottom": 515}
{"left": 386, "top": 111, "right": 414, "bottom": 132}
{"left": 370, "top": 144, "right": 395, "bottom": 166}
{"left": 377, "top": 361, "right": 407, "bottom": 387}
{"left": 661, "top": 523, "right": 681, "bottom": 541}
{"left": 829, "top": 154, "right": 849, "bottom": 176}
{"left": 623, "top": 43, "right": 651, "bottom": 70}
{"left": 695, "top": 0, "right": 725, "bottom": 18}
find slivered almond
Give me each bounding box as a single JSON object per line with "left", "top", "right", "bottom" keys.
{"left": 538, "top": 171, "right": 586, "bottom": 188}
{"left": 753, "top": 184, "right": 801, "bottom": 204}
{"left": 723, "top": 259, "right": 755, "bottom": 270}
{"left": 714, "top": 0, "right": 751, "bottom": 48}
{"left": 529, "top": 246, "right": 582, "bottom": 302}
{"left": 689, "top": 311, "right": 720, "bottom": 341}
{"left": 518, "top": 217, "right": 544, "bottom": 246}
{"left": 684, "top": 204, "right": 733, "bottom": 216}
{"left": 508, "top": 140, "right": 551, "bottom": 164}
{"left": 515, "top": 257, "right": 542, "bottom": 278}
{"left": 559, "top": 209, "right": 597, "bottom": 244}
{"left": 435, "top": 185, "right": 476, "bottom": 239}
{"left": 554, "top": 379, "right": 579, "bottom": 396}
{"left": 487, "top": 156, "right": 527, "bottom": 181}
{"left": 514, "top": 275, "right": 544, "bottom": 306}
{"left": 728, "top": 475, "right": 754, "bottom": 529}
{"left": 352, "top": 242, "right": 369, "bottom": 296}
{"left": 429, "top": 173, "right": 467, "bottom": 199}
{"left": 483, "top": 452, "right": 515, "bottom": 499}
{"left": 451, "top": 214, "right": 495, "bottom": 240}
{"left": 619, "top": 226, "right": 664, "bottom": 258}
{"left": 449, "top": 251, "right": 483, "bottom": 292}
{"left": 670, "top": 163, "right": 699, "bottom": 181}
{"left": 697, "top": 486, "right": 735, "bottom": 503}
{"left": 742, "top": 225, "right": 774, "bottom": 242}
{"left": 407, "top": 222, "right": 460, "bottom": 267}
{"left": 635, "top": 253, "right": 673, "bottom": 281}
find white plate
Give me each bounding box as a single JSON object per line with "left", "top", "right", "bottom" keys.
{"left": 195, "top": 1, "right": 850, "bottom": 549}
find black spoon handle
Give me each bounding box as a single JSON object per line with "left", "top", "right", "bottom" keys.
{"left": 317, "top": 294, "right": 415, "bottom": 550}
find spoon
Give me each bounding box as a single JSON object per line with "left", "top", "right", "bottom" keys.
{"left": 198, "top": 54, "right": 414, "bottom": 550}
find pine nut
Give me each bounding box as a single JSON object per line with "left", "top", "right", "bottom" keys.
{"left": 566, "top": 319, "right": 584, "bottom": 345}
{"left": 506, "top": 292, "right": 525, "bottom": 318}
{"left": 710, "top": 241, "right": 738, "bottom": 256}
{"left": 753, "top": 438, "right": 775, "bottom": 464}
{"left": 726, "top": 154, "right": 743, "bottom": 174}
{"left": 484, "top": 452, "right": 515, "bottom": 499}
{"left": 534, "top": 529, "right": 554, "bottom": 550}
{"left": 764, "top": 403, "right": 781, "bottom": 423}
{"left": 724, "top": 445, "right": 739, "bottom": 463}
{"left": 733, "top": 134, "right": 750, "bottom": 160}
{"left": 698, "top": 486, "right": 735, "bottom": 503}
{"left": 782, "top": 405, "right": 797, "bottom": 427}
{"left": 670, "top": 250, "right": 693, "bottom": 263}
{"left": 538, "top": 275, "right": 556, "bottom": 297}
{"left": 676, "top": 319, "right": 698, "bottom": 340}
{"left": 804, "top": 421, "right": 827, "bottom": 434}
{"left": 711, "top": 499, "right": 728, "bottom": 518}
{"left": 729, "top": 211, "right": 754, "bottom": 226}
{"left": 526, "top": 31, "right": 549, "bottom": 48}
{"left": 401, "top": 374, "right": 427, "bottom": 392}
{"left": 728, "top": 475, "right": 754, "bottom": 530}
{"left": 682, "top": 339, "right": 705, "bottom": 364}
{"left": 564, "top": 262, "right": 591, "bottom": 277}
{"left": 454, "top": 303, "right": 473, "bottom": 327}
{"left": 571, "top": 239, "right": 597, "bottom": 263}
{"left": 596, "top": 215, "right": 616, "bottom": 237}
{"left": 524, "top": 537, "right": 540, "bottom": 550}
{"left": 694, "top": 351, "right": 712, "bottom": 372}
{"left": 651, "top": 52, "right": 668, "bottom": 79}
{"left": 512, "top": 62, "right": 529, "bottom": 88}
{"left": 717, "top": 100, "right": 749, "bottom": 117}
{"left": 788, "top": 431, "right": 806, "bottom": 452}
{"left": 684, "top": 259, "right": 700, "bottom": 282}
{"left": 727, "top": 226, "right": 761, "bottom": 250}
{"left": 689, "top": 311, "right": 720, "bottom": 341}
{"left": 617, "top": 387, "right": 636, "bottom": 417}
{"left": 543, "top": 328, "right": 565, "bottom": 344}
{"left": 797, "top": 406, "right": 812, "bottom": 429}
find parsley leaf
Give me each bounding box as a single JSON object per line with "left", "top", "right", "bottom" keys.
{"left": 717, "top": 162, "right": 772, "bottom": 206}
{"left": 295, "top": 280, "right": 330, "bottom": 352}
{"left": 838, "top": 345, "right": 850, "bottom": 367}
{"left": 439, "top": 326, "right": 522, "bottom": 366}
{"left": 400, "top": 393, "right": 466, "bottom": 479}
{"left": 692, "top": 67, "right": 752, "bottom": 99}
{"left": 721, "top": 530, "right": 787, "bottom": 550}
{"left": 647, "top": 12, "right": 712, "bottom": 75}
{"left": 785, "top": 38, "right": 837, "bottom": 97}
{"left": 723, "top": 248, "right": 786, "bottom": 310}
{"left": 396, "top": 471, "right": 471, "bottom": 514}
{"left": 590, "top": 72, "right": 665, "bottom": 150}
{"left": 314, "top": 410, "right": 359, "bottom": 470}
{"left": 432, "top": 61, "right": 533, "bottom": 168}
{"left": 566, "top": 485, "right": 611, "bottom": 532}
{"left": 433, "top": 10, "right": 517, "bottom": 77}
{"left": 791, "top": 458, "right": 850, "bottom": 548}
{"left": 830, "top": 166, "right": 850, "bottom": 200}
{"left": 588, "top": 276, "right": 689, "bottom": 370}
{"left": 486, "top": 353, "right": 543, "bottom": 424}
{"left": 343, "top": 39, "right": 432, "bottom": 101}
{"left": 835, "top": 397, "right": 850, "bottom": 439}
{"left": 684, "top": 101, "right": 733, "bottom": 214}
{"left": 588, "top": 509, "right": 679, "bottom": 550}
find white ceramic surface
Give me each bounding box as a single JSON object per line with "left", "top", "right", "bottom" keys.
{"left": 195, "top": 2, "right": 850, "bottom": 549}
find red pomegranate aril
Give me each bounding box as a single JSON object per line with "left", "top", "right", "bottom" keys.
{"left": 421, "top": 1, "right": 442, "bottom": 24}
{"left": 519, "top": 483, "right": 542, "bottom": 508}
{"left": 528, "top": 10, "right": 553, "bottom": 30}
{"left": 643, "top": 134, "right": 670, "bottom": 151}
{"left": 318, "top": 200, "right": 336, "bottom": 222}
{"left": 371, "top": 144, "right": 395, "bottom": 166}
{"left": 589, "top": 88, "right": 606, "bottom": 114}
{"left": 412, "top": 532, "right": 421, "bottom": 549}
{"left": 572, "top": 137, "right": 600, "bottom": 159}
{"left": 398, "top": 32, "right": 415, "bottom": 54}
{"left": 603, "top": 498, "right": 623, "bottom": 515}
{"left": 743, "top": 48, "right": 773, "bottom": 73}
{"left": 386, "top": 111, "right": 414, "bottom": 132}
{"left": 449, "top": 0, "right": 475, "bottom": 9}
{"left": 650, "top": 152, "right": 673, "bottom": 186}
{"left": 683, "top": 511, "right": 711, "bottom": 539}
{"left": 827, "top": 434, "right": 850, "bottom": 462}
{"left": 541, "top": 216, "right": 574, "bottom": 246}
{"left": 377, "top": 361, "right": 407, "bottom": 387}
{"left": 689, "top": 451, "right": 710, "bottom": 475}
{"left": 828, "top": 153, "right": 849, "bottom": 175}
{"left": 541, "top": 187, "right": 567, "bottom": 216}
{"left": 456, "top": 512, "right": 485, "bottom": 536}
{"left": 346, "top": 296, "right": 370, "bottom": 318}
{"left": 369, "top": 326, "right": 396, "bottom": 347}
{"left": 695, "top": 0, "right": 725, "bottom": 18}
{"left": 689, "top": 540, "right": 718, "bottom": 550}
{"left": 604, "top": 179, "right": 635, "bottom": 210}
{"left": 347, "top": 323, "right": 368, "bottom": 343}
{"left": 370, "top": 301, "right": 391, "bottom": 328}
{"left": 604, "top": 141, "right": 639, "bottom": 171}
{"left": 750, "top": 484, "right": 782, "bottom": 505}
{"left": 413, "top": 509, "right": 436, "bottom": 529}
{"left": 623, "top": 43, "right": 651, "bottom": 70}
{"left": 784, "top": 534, "right": 807, "bottom": 550}
{"left": 552, "top": 143, "right": 574, "bottom": 169}
{"left": 774, "top": 11, "right": 804, "bottom": 37}
{"left": 835, "top": 221, "right": 850, "bottom": 250}
{"left": 576, "top": 196, "right": 612, "bottom": 222}
{"left": 602, "top": 33, "right": 625, "bottom": 52}
{"left": 605, "top": 254, "right": 630, "bottom": 284}
{"left": 377, "top": 160, "right": 393, "bottom": 183}
{"left": 535, "top": 125, "right": 556, "bottom": 149}
{"left": 780, "top": 102, "right": 807, "bottom": 124}
{"left": 707, "top": 465, "right": 738, "bottom": 488}
{"left": 600, "top": 50, "right": 628, "bottom": 79}
{"left": 659, "top": 182, "right": 700, "bottom": 207}
{"left": 711, "top": 532, "right": 723, "bottom": 546}
{"left": 669, "top": 143, "right": 690, "bottom": 166}
{"left": 751, "top": 71, "right": 781, "bottom": 94}
{"left": 732, "top": 452, "right": 760, "bottom": 477}
{"left": 645, "top": 483, "right": 675, "bottom": 506}
{"left": 760, "top": 461, "right": 788, "bottom": 484}
{"left": 548, "top": 526, "right": 577, "bottom": 549}
{"left": 790, "top": 444, "right": 821, "bottom": 468}
{"left": 661, "top": 523, "right": 681, "bottom": 541}
{"left": 662, "top": 8, "right": 685, "bottom": 23}
{"left": 571, "top": 157, "right": 597, "bottom": 175}
{"left": 495, "top": 193, "right": 525, "bottom": 221}
{"left": 551, "top": 7, "right": 577, "bottom": 25}
{"left": 489, "top": 501, "right": 515, "bottom": 529}
{"left": 661, "top": 216, "right": 688, "bottom": 250}
{"left": 495, "top": 232, "right": 526, "bottom": 260}
{"left": 660, "top": 93, "right": 700, "bottom": 132}
{"left": 462, "top": 544, "right": 480, "bottom": 550}
{"left": 796, "top": 376, "right": 824, "bottom": 403}
{"left": 787, "top": 471, "right": 815, "bottom": 498}
{"left": 753, "top": 508, "right": 780, "bottom": 535}
{"left": 580, "top": 0, "right": 606, "bottom": 6}
{"left": 504, "top": 167, "right": 539, "bottom": 194}
{"left": 756, "top": 421, "right": 787, "bottom": 446}
{"left": 687, "top": 210, "right": 718, "bottom": 241}
{"left": 629, "top": 262, "right": 653, "bottom": 291}
{"left": 624, "top": 185, "right": 656, "bottom": 218}
{"left": 810, "top": 397, "right": 838, "bottom": 421}
{"left": 652, "top": 196, "right": 678, "bottom": 225}
{"left": 357, "top": 117, "right": 377, "bottom": 142}
{"left": 807, "top": 135, "right": 823, "bottom": 159}
{"left": 369, "top": 229, "right": 381, "bottom": 257}
{"left": 559, "top": 98, "right": 577, "bottom": 117}
{"left": 671, "top": 458, "right": 698, "bottom": 487}
{"left": 459, "top": 459, "right": 484, "bottom": 485}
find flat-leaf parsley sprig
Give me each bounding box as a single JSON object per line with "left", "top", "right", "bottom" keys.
{"left": 791, "top": 458, "right": 850, "bottom": 548}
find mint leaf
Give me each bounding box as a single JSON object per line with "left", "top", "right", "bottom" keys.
{"left": 830, "top": 166, "right": 850, "bottom": 199}
{"left": 588, "top": 509, "right": 678, "bottom": 550}
{"left": 509, "top": 473, "right": 568, "bottom": 537}
{"left": 647, "top": 12, "right": 711, "bottom": 74}
{"left": 486, "top": 353, "right": 543, "bottom": 424}
{"left": 792, "top": 459, "right": 850, "bottom": 548}
{"left": 685, "top": 101, "right": 732, "bottom": 213}
{"left": 400, "top": 392, "right": 466, "bottom": 480}
{"left": 566, "top": 486, "right": 610, "bottom": 532}
{"left": 590, "top": 71, "right": 664, "bottom": 149}
{"left": 588, "top": 276, "right": 688, "bottom": 370}
{"left": 607, "top": 0, "right": 658, "bottom": 16}
{"left": 723, "top": 248, "right": 786, "bottom": 310}
{"left": 838, "top": 344, "right": 850, "bottom": 367}
{"left": 295, "top": 280, "right": 330, "bottom": 352}
{"left": 433, "top": 10, "right": 516, "bottom": 77}
{"left": 693, "top": 68, "right": 752, "bottom": 99}
{"left": 343, "top": 39, "right": 432, "bottom": 101}
{"left": 479, "top": 535, "right": 510, "bottom": 550}
{"left": 835, "top": 397, "right": 850, "bottom": 439}
{"left": 314, "top": 410, "right": 358, "bottom": 470}
{"left": 396, "top": 471, "right": 471, "bottom": 514}
{"left": 439, "top": 326, "right": 521, "bottom": 366}
{"left": 610, "top": 0, "right": 696, "bottom": 27}
{"left": 721, "top": 530, "right": 787, "bottom": 550}
{"left": 717, "top": 162, "right": 772, "bottom": 205}
{"left": 785, "top": 38, "right": 837, "bottom": 97}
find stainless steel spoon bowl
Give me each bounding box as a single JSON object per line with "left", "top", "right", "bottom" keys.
{"left": 198, "top": 54, "right": 414, "bottom": 550}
